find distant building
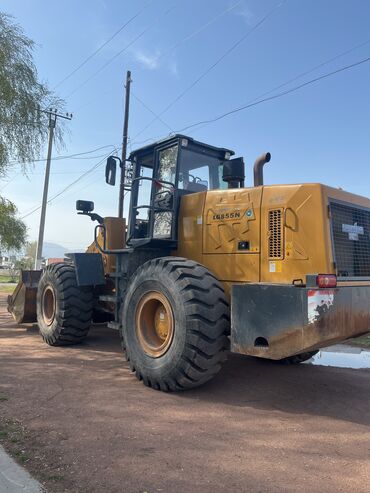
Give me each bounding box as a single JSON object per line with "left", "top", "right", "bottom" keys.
{"left": 45, "top": 257, "right": 66, "bottom": 266}
{"left": 0, "top": 255, "right": 10, "bottom": 269}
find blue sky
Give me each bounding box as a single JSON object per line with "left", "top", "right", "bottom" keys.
{"left": 1, "top": 0, "right": 370, "bottom": 252}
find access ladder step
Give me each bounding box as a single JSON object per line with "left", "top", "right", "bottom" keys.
{"left": 107, "top": 321, "right": 121, "bottom": 331}
{"left": 107, "top": 272, "right": 121, "bottom": 278}
{"left": 99, "top": 295, "right": 120, "bottom": 303}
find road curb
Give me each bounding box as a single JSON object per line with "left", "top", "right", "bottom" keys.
{"left": 0, "top": 445, "right": 44, "bottom": 492}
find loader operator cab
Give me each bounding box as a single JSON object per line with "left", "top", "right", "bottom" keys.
{"left": 126, "top": 135, "right": 235, "bottom": 248}
{"left": 76, "top": 134, "right": 242, "bottom": 251}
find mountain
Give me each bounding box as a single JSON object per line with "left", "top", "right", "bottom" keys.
{"left": 2, "top": 242, "right": 85, "bottom": 260}
{"left": 42, "top": 242, "right": 75, "bottom": 258}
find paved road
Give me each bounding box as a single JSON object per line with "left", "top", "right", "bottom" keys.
{"left": 0, "top": 294, "right": 369, "bottom": 493}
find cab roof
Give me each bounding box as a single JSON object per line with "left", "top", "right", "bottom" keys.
{"left": 129, "top": 134, "right": 234, "bottom": 160}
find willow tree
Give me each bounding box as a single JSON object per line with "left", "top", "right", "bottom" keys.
{"left": 0, "top": 12, "right": 64, "bottom": 251}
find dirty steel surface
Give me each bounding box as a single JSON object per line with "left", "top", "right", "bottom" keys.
{"left": 0, "top": 294, "right": 370, "bottom": 493}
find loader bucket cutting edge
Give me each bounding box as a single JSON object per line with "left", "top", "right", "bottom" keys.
{"left": 7, "top": 270, "right": 42, "bottom": 324}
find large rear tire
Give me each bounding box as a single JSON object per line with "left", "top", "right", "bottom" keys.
{"left": 121, "top": 257, "right": 230, "bottom": 391}
{"left": 37, "top": 263, "right": 93, "bottom": 346}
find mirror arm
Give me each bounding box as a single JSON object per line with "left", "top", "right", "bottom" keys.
{"left": 77, "top": 211, "right": 104, "bottom": 224}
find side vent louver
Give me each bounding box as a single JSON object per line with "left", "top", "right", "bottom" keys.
{"left": 268, "top": 209, "right": 283, "bottom": 259}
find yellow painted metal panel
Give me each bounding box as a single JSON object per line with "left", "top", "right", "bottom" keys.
{"left": 175, "top": 188, "right": 261, "bottom": 284}
{"left": 176, "top": 183, "right": 370, "bottom": 289}
{"left": 202, "top": 188, "right": 262, "bottom": 255}
{"left": 260, "top": 184, "right": 331, "bottom": 283}
{"left": 86, "top": 217, "right": 125, "bottom": 274}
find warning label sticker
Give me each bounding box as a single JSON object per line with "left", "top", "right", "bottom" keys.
{"left": 269, "top": 261, "right": 282, "bottom": 273}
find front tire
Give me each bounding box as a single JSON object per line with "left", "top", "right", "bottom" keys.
{"left": 121, "top": 257, "right": 230, "bottom": 391}
{"left": 37, "top": 263, "right": 93, "bottom": 346}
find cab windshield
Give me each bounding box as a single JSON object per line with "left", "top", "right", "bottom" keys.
{"left": 178, "top": 147, "right": 227, "bottom": 191}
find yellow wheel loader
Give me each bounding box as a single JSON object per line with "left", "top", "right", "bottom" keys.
{"left": 8, "top": 135, "right": 370, "bottom": 390}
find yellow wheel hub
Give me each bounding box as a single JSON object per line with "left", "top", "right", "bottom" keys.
{"left": 136, "top": 291, "right": 174, "bottom": 358}
{"left": 42, "top": 285, "right": 56, "bottom": 326}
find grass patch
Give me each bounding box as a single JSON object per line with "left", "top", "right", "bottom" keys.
{"left": 14, "top": 449, "right": 30, "bottom": 463}
{"left": 0, "top": 420, "right": 29, "bottom": 465}
{"left": 0, "top": 418, "right": 72, "bottom": 491}
{"left": 0, "top": 395, "right": 8, "bottom": 402}
{"left": 0, "top": 275, "right": 16, "bottom": 283}
{"left": 48, "top": 474, "right": 64, "bottom": 482}
{"left": 0, "top": 284, "right": 16, "bottom": 294}
{"left": 347, "top": 333, "right": 370, "bottom": 348}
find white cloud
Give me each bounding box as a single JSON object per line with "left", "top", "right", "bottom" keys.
{"left": 129, "top": 47, "right": 179, "bottom": 77}
{"left": 233, "top": 1, "right": 254, "bottom": 25}
{"left": 132, "top": 49, "right": 161, "bottom": 70}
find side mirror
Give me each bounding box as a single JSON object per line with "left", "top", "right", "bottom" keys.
{"left": 76, "top": 200, "right": 94, "bottom": 213}
{"left": 105, "top": 156, "right": 118, "bottom": 186}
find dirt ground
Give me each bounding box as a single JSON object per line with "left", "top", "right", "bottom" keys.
{"left": 0, "top": 294, "right": 370, "bottom": 493}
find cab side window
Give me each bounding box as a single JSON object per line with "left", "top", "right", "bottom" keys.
{"left": 153, "top": 145, "right": 178, "bottom": 239}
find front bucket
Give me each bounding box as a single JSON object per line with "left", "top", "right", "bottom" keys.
{"left": 7, "top": 270, "right": 42, "bottom": 324}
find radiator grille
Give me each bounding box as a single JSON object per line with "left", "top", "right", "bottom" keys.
{"left": 268, "top": 209, "right": 283, "bottom": 259}
{"left": 330, "top": 201, "right": 370, "bottom": 277}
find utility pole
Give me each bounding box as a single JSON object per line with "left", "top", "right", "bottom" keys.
{"left": 118, "top": 70, "right": 132, "bottom": 218}
{"left": 35, "top": 109, "right": 72, "bottom": 270}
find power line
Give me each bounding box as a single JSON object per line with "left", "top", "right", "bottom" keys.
{"left": 0, "top": 173, "right": 18, "bottom": 193}
{"left": 51, "top": 172, "right": 103, "bottom": 206}
{"left": 2, "top": 150, "right": 117, "bottom": 193}
{"left": 51, "top": 1, "right": 153, "bottom": 91}
{"left": 8, "top": 144, "right": 118, "bottom": 166}
{"left": 43, "top": 154, "right": 113, "bottom": 202}
{"left": 28, "top": 170, "right": 101, "bottom": 175}
{"left": 51, "top": 175, "right": 130, "bottom": 209}
{"left": 131, "top": 0, "right": 286, "bottom": 140}
{"left": 130, "top": 134, "right": 165, "bottom": 148}
{"left": 180, "top": 39, "right": 370, "bottom": 137}
{"left": 244, "top": 37, "right": 370, "bottom": 109}
{"left": 176, "top": 55, "right": 370, "bottom": 133}
{"left": 20, "top": 149, "right": 119, "bottom": 219}
{"left": 154, "top": 0, "right": 245, "bottom": 65}
{"left": 128, "top": 5, "right": 270, "bottom": 139}
{"left": 72, "top": 0, "right": 245, "bottom": 115}
{"left": 34, "top": 109, "right": 73, "bottom": 268}
{"left": 131, "top": 90, "right": 175, "bottom": 133}
{"left": 64, "top": 3, "right": 177, "bottom": 100}
{"left": 20, "top": 165, "right": 104, "bottom": 219}
{"left": 129, "top": 38, "right": 370, "bottom": 148}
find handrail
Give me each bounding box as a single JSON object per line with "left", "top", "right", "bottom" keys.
{"left": 132, "top": 176, "right": 175, "bottom": 188}
{"left": 94, "top": 224, "right": 131, "bottom": 255}
{"left": 133, "top": 205, "right": 173, "bottom": 213}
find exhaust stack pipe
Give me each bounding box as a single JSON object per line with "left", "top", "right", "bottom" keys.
{"left": 253, "top": 152, "right": 271, "bottom": 186}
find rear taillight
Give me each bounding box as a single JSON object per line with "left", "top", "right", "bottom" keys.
{"left": 316, "top": 274, "right": 337, "bottom": 288}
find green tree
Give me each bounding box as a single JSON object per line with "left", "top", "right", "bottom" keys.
{"left": 0, "top": 12, "right": 64, "bottom": 172}
{"left": 24, "top": 240, "right": 36, "bottom": 266}
{"left": 0, "top": 197, "right": 26, "bottom": 250}
{"left": 0, "top": 12, "right": 64, "bottom": 251}
{"left": 7, "top": 254, "right": 34, "bottom": 282}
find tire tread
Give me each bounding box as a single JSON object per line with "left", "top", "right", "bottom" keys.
{"left": 37, "top": 263, "right": 93, "bottom": 346}
{"left": 121, "top": 257, "right": 230, "bottom": 391}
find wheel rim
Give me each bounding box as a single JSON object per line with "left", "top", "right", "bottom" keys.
{"left": 42, "top": 285, "right": 56, "bottom": 325}
{"left": 135, "top": 291, "right": 174, "bottom": 358}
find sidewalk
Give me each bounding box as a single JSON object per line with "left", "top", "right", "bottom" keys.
{"left": 0, "top": 445, "right": 43, "bottom": 492}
